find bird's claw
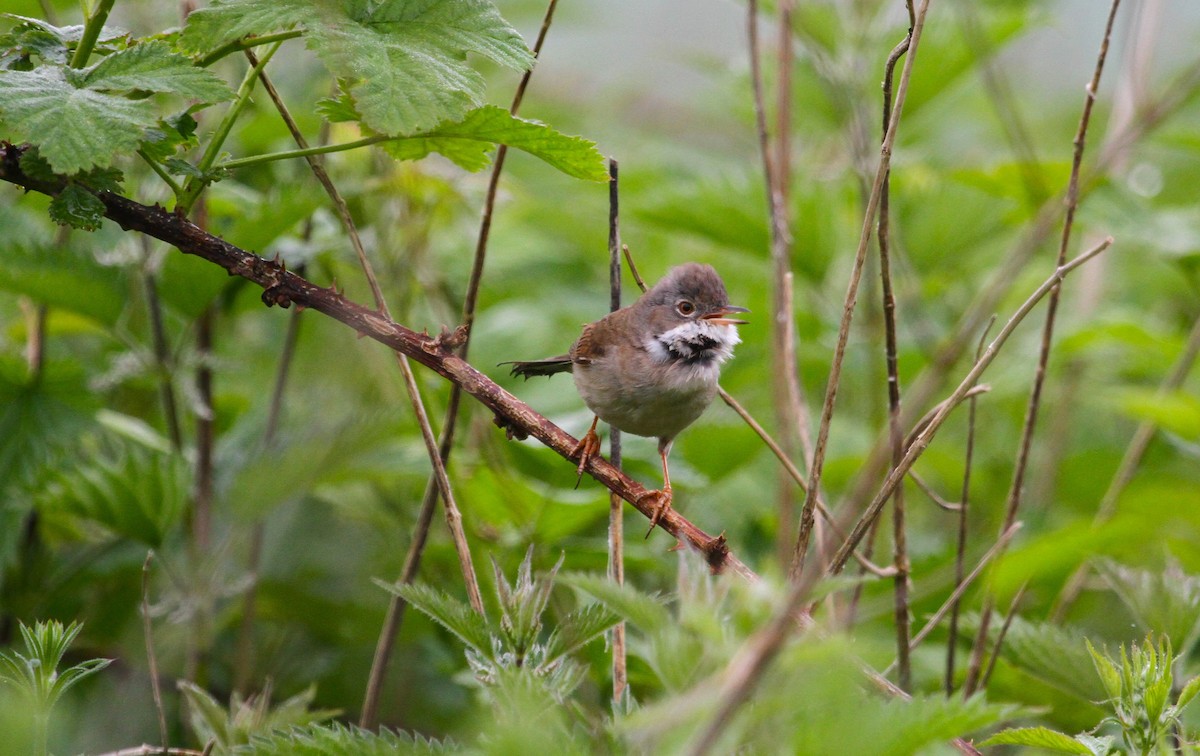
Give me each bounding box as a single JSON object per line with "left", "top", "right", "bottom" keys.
{"left": 640, "top": 487, "right": 674, "bottom": 538}
{"left": 571, "top": 427, "right": 602, "bottom": 489}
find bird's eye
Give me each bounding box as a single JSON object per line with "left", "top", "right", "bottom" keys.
{"left": 676, "top": 300, "right": 696, "bottom": 316}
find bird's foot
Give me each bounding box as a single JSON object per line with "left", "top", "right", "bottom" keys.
{"left": 640, "top": 487, "right": 674, "bottom": 538}
{"left": 571, "top": 427, "right": 602, "bottom": 488}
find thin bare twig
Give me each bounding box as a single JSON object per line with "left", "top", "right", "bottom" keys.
{"left": 882, "top": 521, "right": 1022, "bottom": 677}
{"left": 968, "top": 0, "right": 1122, "bottom": 677}
{"left": 838, "top": 52, "right": 1200, "bottom": 529}
{"left": 361, "top": 0, "right": 562, "bottom": 727}
{"left": 251, "top": 56, "right": 483, "bottom": 611}
{"left": 790, "top": 0, "right": 932, "bottom": 582}
{"left": 980, "top": 583, "right": 1028, "bottom": 690}
{"left": 878, "top": 0, "right": 916, "bottom": 691}
{"left": 827, "top": 238, "right": 1114, "bottom": 577}
{"left": 716, "top": 387, "right": 894, "bottom": 577}
{"left": 946, "top": 317, "right": 993, "bottom": 694}
{"left": 0, "top": 145, "right": 759, "bottom": 580}
{"left": 607, "top": 158, "right": 627, "bottom": 703}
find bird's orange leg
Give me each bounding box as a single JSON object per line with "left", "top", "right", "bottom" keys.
{"left": 642, "top": 446, "right": 674, "bottom": 538}
{"left": 572, "top": 415, "right": 601, "bottom": 488}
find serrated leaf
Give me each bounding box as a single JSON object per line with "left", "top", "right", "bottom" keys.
{"left": 382, "top": 105, "right": 607, "bottom": 181}
{"left": 379, "top": 581, "right": 493, "bottom": 657}
{"left": 179, "top": 681, "right": 234, "bottom": 745}
{"left": 34, "top": 434, "right": 189, "bottom": 547}
{"left": 965, "top": 614, "right": 1107, "bottom": 702}
{"left": 1177, "top": 674, "right": 1200, "bottom": 711}
{"left": 180, "top": 0, "right": 533, "bottom": 136}
{"left": 234, "top": 722, "right": 455, "bottom": 755}
{"left": 83, "top": 40, "right": 232, "bottom": 102}
{"left": 558, "top": 572, "right": 671, "bottom": 631}
{"left": 542, "top": 603, "right": 621, "bottom": 664}
{"left": 315, "top": 90, "right": 360, "bottom": 123}
{"left": 0, "top": 65, "right": 153, "bottom": 173}
{"left": 1097, "top": 560, "right": 1200, "bottom": 654}
{"left": 981, "top": 726, "right": 1093, "bottom": 754}
{"left": 1087, "top": 638, "right": 1122, "bottom": 701}
{"left": 47, "top": 183, "right": 104, "bottom": 230}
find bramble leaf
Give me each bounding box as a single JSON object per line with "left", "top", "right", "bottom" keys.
{"left": 382, "top": 105, "right": 608, "bottom": 181}
{"left": 0, "top": 65, "right": 152, "bottom": 173}
{"left": 82, "top": 40, "right": 232, "bottom": 102}
{"left": 179, "top": 0, "right": 533, "bottom": 136}
{"left": 47, "top": 184, "right": 104, "bottom": 230}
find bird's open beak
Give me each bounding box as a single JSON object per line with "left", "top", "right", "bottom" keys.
{"left": 702, "top": 305, "right": 750, "bottom": 326}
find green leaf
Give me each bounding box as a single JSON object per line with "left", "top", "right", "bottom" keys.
{"left": 34, "top": 434, "right": 189, "bottom": 547}
{"left": 1087, "top": 638, "right": 1122, "bottom": 702}
{"left": 558, "top": 572, "right": 671, "bottom": 631}
{"left": 542, "top": 603, "right": 621, "bottom": 664}
{"left": 383, "top": 105, "right": 608, "bottom": 181}
{"left": 1177, "top": 674, "right": 1200, "bottom": 711}
{"left": 47, "top": 183, "right": 104, "bottom": 230}
{"left": 1115, "top": 388, "right": 1200, "bottom": 441}
{"left": 379, "top": 581, "right": 493, "bottom": 657}
{"left": 981, "top": 726, "right": 1094, "bottom": 754}
{"left": 0, "top": 242, "right": 126, "bottom": 326}
{"left": 235, "top": 723, "right": 455, "bottom": 755}
{"left": 965, "top": 614, "right": 1107, "bottom": 702}
{"left": 0, "top": 65, "right": 153, "bottom": 173}
{"left": 179, "top": 0, "right": 533, "bottom": 136}
{"left": 83, "top": 40, "right": 232, "bottom": 101}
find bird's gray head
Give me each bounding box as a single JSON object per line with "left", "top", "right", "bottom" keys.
{"left": 638, "top": 263, "right": 748, "bottom": 368}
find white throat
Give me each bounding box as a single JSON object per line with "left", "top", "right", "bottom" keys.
{"left": 644, "top": 320, "right": 741, "bottom": 367}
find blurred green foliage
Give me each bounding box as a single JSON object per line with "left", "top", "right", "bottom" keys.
{"left": 2, "top": 0, "right": 1200, "bottom": 753}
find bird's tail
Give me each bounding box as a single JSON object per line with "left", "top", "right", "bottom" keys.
{"left": 503, "top": 356, "right": 574, "bottom": 379}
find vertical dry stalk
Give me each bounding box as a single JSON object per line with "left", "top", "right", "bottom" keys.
{"left": 607, "top": 159, "right": 627, "bottom": 703}
{"left": 966, "top": 0, "right": 1123, "bottom": 685}
{"left": 360, "top": 0, "right": 561, "bottom": 726}
{"left": 946, "top": 319, "right": 992, "bottom": 694}
{"left": 837, "top": 51, "right": 1200, "bottom": 532}
{"left": 878, "top": 1, "right": 916, "bottom": 691}
{"left": 745, "top": 0, "right": 808, "bottom": 569}
{"left": 827, "top": 238, "right": 1114, "bottom": 577}
{"left": 246, "top": 58, "right": 484, "bottom": 619}
{"left": 790, "top": 0, "right": 933, "bottom": 582}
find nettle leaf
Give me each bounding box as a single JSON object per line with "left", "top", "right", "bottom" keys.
{"left": 83, "top": 40, "right": 232, "bottom": 101}
{"left": 981, "top": 726, "right": 1093, "bottom": 754}
{"left": 384, "top": 105, "right": 607, "bottom": 181}
{"left": 48, "top": 184, "right": 104, "bottom": 230}
{"left": 180, "top": 0, "right": 533, "bottom": 136}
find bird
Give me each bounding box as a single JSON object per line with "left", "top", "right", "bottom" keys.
{"left": 506, "top": 263, "right": 747, "bottom": 535}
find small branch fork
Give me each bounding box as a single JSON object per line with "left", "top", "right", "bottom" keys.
{"left": 0, "top": 143, "right": 754, "bottom": 581}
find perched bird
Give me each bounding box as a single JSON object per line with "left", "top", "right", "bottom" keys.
{"left": 507, "top": 263, "right": 747, "bottom": 534}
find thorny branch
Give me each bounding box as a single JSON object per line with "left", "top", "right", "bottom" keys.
{"left": 0, "top": 143, "right": 755, "bottom": 582}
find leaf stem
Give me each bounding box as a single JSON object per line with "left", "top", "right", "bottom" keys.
{"left": 179, "top": 41, "right": 281, "bottom": 213}
{"left": 217, "top": 134, "right": 392, "bottom": 170}
{"left": 137, "top": 149, "right": 182, "bottom": 197}
{"left": 68, "top": 0, "right": 114, "bottom": 68}
{"left": 193, "top": 30, "right": 303, "bottom": 69}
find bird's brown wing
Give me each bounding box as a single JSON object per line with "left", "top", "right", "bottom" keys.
{"left": 571, "top": 317, "right": 620, "bottom": 367}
